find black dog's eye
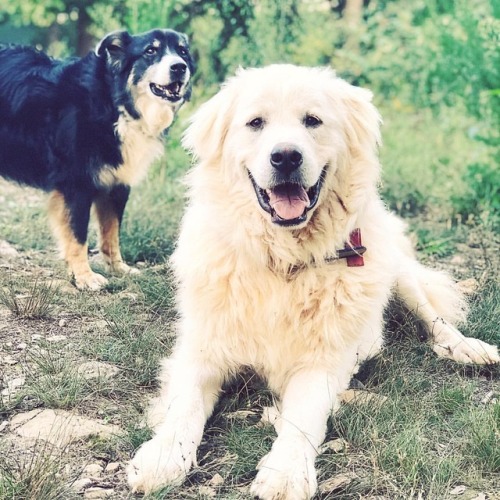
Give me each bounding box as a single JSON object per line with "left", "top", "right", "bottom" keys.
{"left": 246, "top": 117, "right": 264, "bottom": 130}
{"left": 144, "top": 46, "right": 158, "bottom": 56}
{"left": 177, "top": 45, "right": 188, "bottom": 56}
{"left": 304, "top": 114, "right": 322, "bottom": 128}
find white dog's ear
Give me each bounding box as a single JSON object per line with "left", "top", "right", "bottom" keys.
{"left": 183, "top": 85, "right": 235, "bottom": 161}
{"left": 332, "top": 78, "right": 382, "bottom": 152}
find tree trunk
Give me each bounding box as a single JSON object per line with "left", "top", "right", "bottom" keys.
{"left": 76, "top": 8, "right": 96, "bottom": 57}
{"left": 344, "top": 0, "right": 364, "bottom": 28}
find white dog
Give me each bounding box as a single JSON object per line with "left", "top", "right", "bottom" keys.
{"left": 128, "top": 65, "right": 499, "bottom": 499}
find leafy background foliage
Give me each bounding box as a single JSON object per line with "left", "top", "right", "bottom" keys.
{"left": 1, "top": 0, "right": 497, "bottom": 227}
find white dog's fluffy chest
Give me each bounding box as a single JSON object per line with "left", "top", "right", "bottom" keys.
{"left": 172, "top": 210, "right": 397, "bottom": 389}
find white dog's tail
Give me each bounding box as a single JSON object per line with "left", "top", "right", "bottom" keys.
{"left": 395, "top": 259, "right": 499, "bottom": 364}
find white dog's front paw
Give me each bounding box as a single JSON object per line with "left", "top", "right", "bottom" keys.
{"left": 250, "top": 439, "right": 317, "bottom": 500}
{"left": 127, "top": 436, "right": 195, "bottom": 494}
{"left": 433, "top": 337, "right": 500, "bottom": 365}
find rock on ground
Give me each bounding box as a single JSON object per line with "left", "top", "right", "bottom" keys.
{"left": 77, "top": 361, "right": 120, "bottom": 381}
{"left": 10, "top": 409, "right": 122, "bottom": 448}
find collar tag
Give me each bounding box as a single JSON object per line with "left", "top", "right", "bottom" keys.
{"left": 337, "top": 228, "right": 366, "bottom": 267}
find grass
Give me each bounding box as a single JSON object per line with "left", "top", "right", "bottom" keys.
{"left": 224, "top": 423, "right": 277, "bottom": 483}
{"left": 119, "top": 131, "right": 191, "bottom": 264}
{"left": 327, "top": 336, "right": 499, "bottom": 497}
{"left": 23, "top": 346, "right": 90, "bottom": 410}
{"left": 0, "top": 276, "right": 59, "bottom": 319}
{"left": 462, "top": 279, "right": 500, "bottom": 346}
{"left": 379, "top": 105, "right": 490, "bottom": 218}
{"left": 83, "top": 298, "right": 175, "bottom": 387}
{"left": 0, "top": 108, "right": 498, "bottom": 499}
{"left": 0, "top": 440, "right": 77, "bottom": 500}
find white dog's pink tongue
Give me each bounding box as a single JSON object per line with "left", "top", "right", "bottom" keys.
{"left": 268, "top": 184, "right": 309, "bottom": 220}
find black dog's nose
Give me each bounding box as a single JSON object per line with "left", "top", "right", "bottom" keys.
{"left": 270, "top": 143, "right": 303, "bottom": 175}
{"left": 170, "top": 62, "right": 187, "bottom": 76}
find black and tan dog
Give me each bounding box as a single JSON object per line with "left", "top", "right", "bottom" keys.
{"left": 0, "top": 29, "right": 194, "bottom": 289}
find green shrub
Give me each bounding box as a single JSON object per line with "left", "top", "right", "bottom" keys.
{"left": 452, "top": 162, "right": 500, "bottom": 228}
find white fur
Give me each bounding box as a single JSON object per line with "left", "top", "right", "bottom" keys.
{"left": 97, "top": 103, "right": 171, "bottom": 188}
{"left": 127, "top": 65, "right": 499, "bottom": 499}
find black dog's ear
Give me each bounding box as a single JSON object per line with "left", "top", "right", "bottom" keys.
{"left": 96, "top": 31, "right": 132, "bottom": 68}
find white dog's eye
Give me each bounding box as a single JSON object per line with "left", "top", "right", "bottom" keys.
{"left": 246, "top": 117, "right": 264, "bottom": 130}
{"left": 303, "top": 114, "right": 322, "bottom": 128}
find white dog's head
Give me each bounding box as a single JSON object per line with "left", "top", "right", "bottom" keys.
{"left": 184, "top": 65, "right": 381, "bottom": 229}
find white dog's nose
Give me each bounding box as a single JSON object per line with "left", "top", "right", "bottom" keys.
{"left": 270, "top": 143, "right": 303, "bottom": 176}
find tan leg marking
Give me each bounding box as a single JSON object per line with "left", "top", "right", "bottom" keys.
{"left": 48, "top": 191, "right": 108, "bottom": 290}
{"left": 93, "top": 193, "right": 138, "bottom": 276}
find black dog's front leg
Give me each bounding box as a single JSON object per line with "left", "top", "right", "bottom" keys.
{"left": 93, "top": 184, "right": 137, "bottom": 276}
{"left": 48, "top": 188, "right": 108, "bottom": 290}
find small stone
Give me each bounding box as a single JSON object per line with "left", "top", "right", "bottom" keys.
{"left": 84, "top": 487, "right": 114, "bottom": 499}
{"left": 46, "top": 335, "right": 67, "bottom": 343}
{"left": 319, "top": 472, "right": 357, "bottom": 494}
{"left": 29, "top": 346, "right": 47, "bottom": 355}
{"left": 1, "top": 376, "right": 26, "bottom": 396}
{"left": 470, "top": 494, "right": 486, "bottom": 500}
{"left": 84, "top": 320, "right": 109, "bottom": 333}
{"left": 480, "top": 391, "right": 494, "bottom": 405}
{"left": 16, "top": 342, "right": 27, "bottom": 350}
{"left": 339, "top": 389, "right": 388, "bottom": 406}
{"left": 71, "top": 477, "right": 94, "bottom": 492}
{"left": 208, "top": 473, "right": 224, "bottom": 487}
{"left": 0, "top": 420, "right": 8, "bottom": 432}
{"left": 457, "top": 278, "right": 479, "bottom": 295}
{"left": 118, "top": 291, "right": 139, "bottom": 302}
{"left": 58, "top": 319, "right": 67, "bottom": 327}
{"left": 49, "top": 280, "right": 78, "bottom": 295}
{"left": 31, "top": 334, "right": 43, "bottom": 341}
{"left": 77, "top": 361, "right": 120, "bottom": 381}
{"left": 225, "top": 409, "right": 257, "bottom": 420}
{"left": 10, "top": 409, "right": 122, "bottom": 447}
{"left": 0, "top": 240, "right": 19, "bottom": 258}
{"left": 104, "top": 462, "right": 120, "bottom": 473}
{"left": 198, "top": 485, "right": 216, "bottom": 498}
{"left": 83, "top": 463, "right": 103, "bottom": 476}
{"left": 1, "top": 355, "right": 18, "bottom": 365}
{"left": 450, "top": 485, "right": 466, "bottom": 495}
{"left": 319, "top": 438, "right": 348, "bottom": 454}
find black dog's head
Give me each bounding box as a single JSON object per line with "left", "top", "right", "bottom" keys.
{"left": 97, "top": 29, "right": 195, "bottom": 123}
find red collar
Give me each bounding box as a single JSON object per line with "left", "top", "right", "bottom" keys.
{"left": 285, "top": 228, "right": 367, "bottom": 276}
{"left": 337, "top": 228, "right": 366, "bottom": 267}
